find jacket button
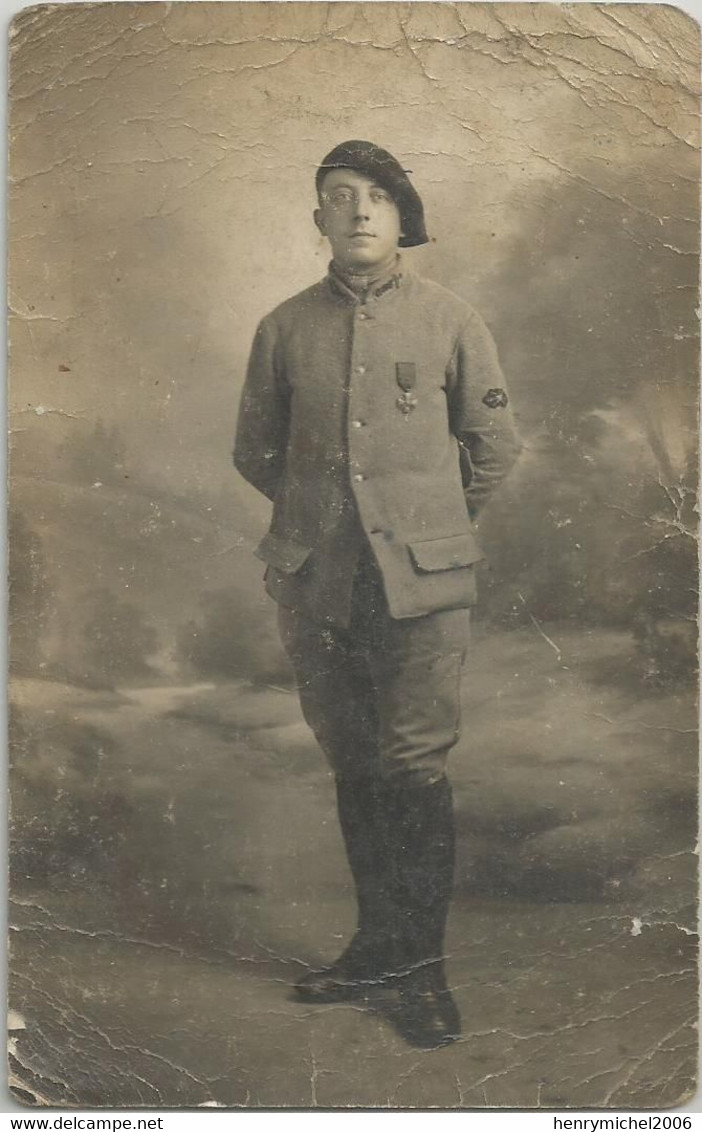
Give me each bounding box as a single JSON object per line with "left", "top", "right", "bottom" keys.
{"left": 356, "top": 365, "right": 366, "bottom": 375}
{"left": 351, "top": 419, "right": 364, "bottom": 428}
{"left": 353, "top": 473, "right": 365, "bottom": 482}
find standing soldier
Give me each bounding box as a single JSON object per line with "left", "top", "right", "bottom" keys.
{"left": 234, "top": 140, "right": 522, "bottom": 1049}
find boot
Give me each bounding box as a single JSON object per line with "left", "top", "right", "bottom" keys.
{"left": 388, "top": 776, "right": 462, "bottom": 1048}
{"left": 294, "top": 775, "right": 398, "bottom": 1002}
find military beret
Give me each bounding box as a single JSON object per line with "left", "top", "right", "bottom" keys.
{"left": 316, "top": 140, "right": 429, "bottom": 248}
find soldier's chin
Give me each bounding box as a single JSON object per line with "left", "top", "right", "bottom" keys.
{"left": 342, "top": 245, "right": 386, "bottom": 269}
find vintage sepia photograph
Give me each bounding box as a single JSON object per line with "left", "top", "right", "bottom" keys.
{"left": 8, "top": 1, "right": 699, "bottom": 1109}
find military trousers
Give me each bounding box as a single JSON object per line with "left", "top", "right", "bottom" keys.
{"left": 277, "top": 549, "right": 471, "bottom": 786}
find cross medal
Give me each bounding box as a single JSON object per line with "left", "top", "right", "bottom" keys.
{"left": 395, "top": 362, "right": 418, "bottom": 418}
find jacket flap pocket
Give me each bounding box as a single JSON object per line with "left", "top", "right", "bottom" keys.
{"left": 408, "top": 532, "right": 484, "bottom": 573}
{"left": 254, "top": 532, "right": 313, "bottom": 574}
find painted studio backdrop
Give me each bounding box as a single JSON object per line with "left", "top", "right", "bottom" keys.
{"left": 9, "top": 2, "right": 698, "bottom": 1109}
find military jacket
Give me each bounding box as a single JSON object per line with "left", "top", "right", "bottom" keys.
{"left": 234, "top": 268, "right": 522, "bottom": 624}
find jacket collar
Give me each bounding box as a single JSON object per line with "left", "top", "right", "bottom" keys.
{"left": 327, "top": 255, "right": 404, "bottom": 305}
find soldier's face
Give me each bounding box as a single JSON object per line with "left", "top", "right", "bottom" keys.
{"left": 315, "top": 169, "right": 402, "bottom": 271}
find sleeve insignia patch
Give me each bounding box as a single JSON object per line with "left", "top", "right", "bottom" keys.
{"left": 483, "top": 388, "right": 509, "bottom": 409}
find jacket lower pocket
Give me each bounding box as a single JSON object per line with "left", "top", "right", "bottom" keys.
{"left": 254, "top": 531, "right": 313, "bottom": 574}
{"left": 407, "top": 531, "right": 484, "bottom": 573}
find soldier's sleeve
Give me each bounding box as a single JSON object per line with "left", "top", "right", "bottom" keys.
{"left": 233, "top": 314, "right": 290, "bottom": 502}
{"left": 447, "top": 308, "right": 523, "bottom": 520}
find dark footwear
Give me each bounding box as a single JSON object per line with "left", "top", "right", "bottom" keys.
{"left": 336, "top": 774, "right": 395, "bottom": 949}
{"left": 295, "top": 776, "right": 402, "bottom": 1004}
{"left": 397, "top": 976, "right": 462, "bottom": 1048}
{"left": 294, "top": 964, "right": 368, "bottom": 1003}
{"left": 388, "top": 776, "right": 456, "bottom": 963}
{"left": 294, "top": 935, "right": 396, "bottom": 1003}
{"left": 385, "top": 777, "right": 461, "bottom": 1047}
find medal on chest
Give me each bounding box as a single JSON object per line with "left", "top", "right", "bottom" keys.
{"left": 395, "top": 362, "right": 418, "bottom": 417}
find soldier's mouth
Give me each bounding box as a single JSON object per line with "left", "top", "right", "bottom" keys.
{"left": 349, "top": 232, "right": 376, "bottom": 239}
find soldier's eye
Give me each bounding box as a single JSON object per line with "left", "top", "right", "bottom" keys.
{"left": 370, "top": 190, "right": 391, "bottom": 204}
{"left": 327, "top": 189, "right": 355, "bottom": 206}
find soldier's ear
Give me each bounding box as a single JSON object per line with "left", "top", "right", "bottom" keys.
{"left": 314, "top": 209, "right": 326, "bottom": 237}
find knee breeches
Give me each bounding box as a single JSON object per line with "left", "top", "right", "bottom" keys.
{"left": 277, "top": 592, "right": 470, "bottom": 786}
